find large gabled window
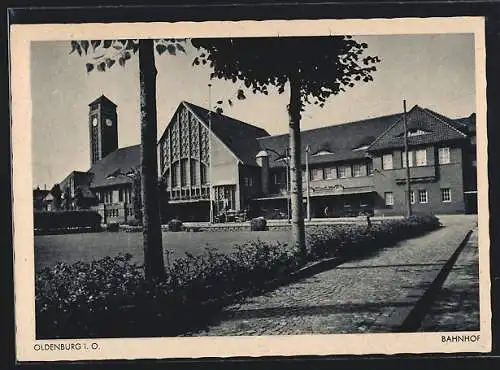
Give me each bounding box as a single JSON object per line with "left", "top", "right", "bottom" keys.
{"left": 382, "top": 154, "right": 393, "bottom": 170}
{"left": 415, "top": 149, "right": 427, "bottom": 166}
{"left": 438, "top": 147, "right": 451, "bottom": 164}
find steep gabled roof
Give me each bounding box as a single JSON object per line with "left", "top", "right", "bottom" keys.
{"left": 368, "top": 105, "right": 469, "bottom": 151}
{"left": 88, "top": 94, "right": 117, "bottom": 107}
{"left": 183, "top": 102, "right": 270, "bottom": 166}
{"left": 258, "top": 112, "right": 402, "bottom": 168}
{"left": 33, "top": 188, "right": 50, "bottom": 201}
{"left": 87, "top": 145, "right": 140, "bottom": 188}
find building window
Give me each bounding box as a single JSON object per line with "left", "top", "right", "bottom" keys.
{"left": 382, "top": 154, "right": 393, "bottom": 170}
{"left": 441, "top": 188, "right": 451, "bottom": 202}
{"left": 415, "top": 149, "right": 427, "bottom": 166}
{"left": 384, "top": 192, "right": 394, "bottom": 206}
{"left": 418, "top": 189, "right": 428, "bottom": 204}
{"left": 325, "top": 167, "right": 337, "bottom": 179}
{"left": 201, "top": 163, "right": 208, "bottom": 185}
{"left": 311, "top": 168, "right": 323, "bottom": 181}
{"left": 352, "top": 163, "right": 366, "bottom": 177}
{"left": 190, "top": 160, "right": 198, "bottom": 186}
{"left": 352, "top": 163, "right": 361, "bottom": 177}
{"left": 273, "top": 173, "right": 280, "bottom": 185}
{"left": 338, "top": 165, "right": 351, "bottom": 178}
{"left": 181, "top": 159, "right": 189, "bottom": 186}
{"left": 410, "top": 190, "right": 416, "bottom": 204}
{"left": 119, "top": 189, "right": 123, "bottom": 202}
{"left": 401, "top": 151, "right": 414, "bottom": 168}
{"left": 367, "top": 161, "right": 374, "bottom": 175}
{"left": 438, "top": 147, "right": 451, "bottom": 164}
{"left": 172, "top": 163, "right": 179, "bottom": 187}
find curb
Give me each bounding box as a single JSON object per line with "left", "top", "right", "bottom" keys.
{"left": 394, "top": 228, "right": 474, "bottom": 332}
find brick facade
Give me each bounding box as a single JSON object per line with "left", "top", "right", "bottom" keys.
{"left": 49, "top": 99, "right": 476, "bottom": 224}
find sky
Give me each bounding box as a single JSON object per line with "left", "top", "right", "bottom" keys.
{"left": 30, "top": 33, "right": 476, "bottom": 189}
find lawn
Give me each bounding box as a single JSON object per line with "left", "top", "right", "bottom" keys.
{"left": 35, "top": 230, "right": 291, "bottom": 271}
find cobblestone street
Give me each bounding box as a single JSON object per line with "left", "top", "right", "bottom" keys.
{"left": 418, "top": 228, "right": 480, "bottom": 332}
{"left": 193, "top": 215, "right": 478, "bottom": 336}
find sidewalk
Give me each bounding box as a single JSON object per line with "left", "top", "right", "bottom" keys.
{"left": 418, "top": 228, "right": 480, "bottom": 332}
{"left": 191, "top": 215, "right": 477, "bottom": 336}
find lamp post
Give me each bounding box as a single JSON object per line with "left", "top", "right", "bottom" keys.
{"left": 263, "top": 147, "right": 291, "bottom": 222}
{"left": 403, "top": 99, "right": 412, "bottom": 218}
{"left": 285, "top": 149, "right": 290, "bottom": 223}
{"left": 305, "top": 145, "right": 311, "bottom": 221}
{"left": 208, "top": 84, "right": 214, "bottom": 223}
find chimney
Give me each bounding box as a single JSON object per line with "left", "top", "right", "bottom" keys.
{"left": 256, "top": 150, "right": 269, "bottom": 195}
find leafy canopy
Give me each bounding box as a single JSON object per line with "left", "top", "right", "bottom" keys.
{"left": 70, "top": 39, "right": 186, "bottom": 73}
{"left": 191, "top": 36, "right": 380, "bottom": 112}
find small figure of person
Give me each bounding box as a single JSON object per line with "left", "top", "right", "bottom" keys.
{"left": 324, "top": 206, "right": 329, "bottom": 218}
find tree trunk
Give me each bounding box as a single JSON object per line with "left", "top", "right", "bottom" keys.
{"left": 288, "top": 75, "right": 306, "bottom": 259}
{"left": 139, "top": 39, "right": 165, "bottom": 280}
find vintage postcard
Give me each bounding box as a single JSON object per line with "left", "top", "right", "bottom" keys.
{"left": 10, "top": 17, "right": 490, "bottom": 362}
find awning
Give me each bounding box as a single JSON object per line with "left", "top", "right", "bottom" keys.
{"left": 310, "top": 189, "right": 375, "bottom": 197}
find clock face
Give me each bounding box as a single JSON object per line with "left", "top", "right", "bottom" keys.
{"left": 106, "top": 118, "right": 113, "bottom": 127}
{"left": 92, "top": 117, "right": 98, "bottom": 127}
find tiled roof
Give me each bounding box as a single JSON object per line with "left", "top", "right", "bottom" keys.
{"left": 368, "top": 105, "right": 469, "bottom": 151}
{"left": 183, "top": 102, "right": 270, "bottom": 166}
{"left": 455, "top": 113, "right": 476, "bottom": 134}
{"left": 257, "top": 112, "right": 403, "bottom": 168}
{"left": 87, "top": 145, "right": 141, "bottom": 188}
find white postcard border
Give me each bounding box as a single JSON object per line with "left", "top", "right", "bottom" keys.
{"left": 10, "top": 17, "right": 491, "bottom": 361}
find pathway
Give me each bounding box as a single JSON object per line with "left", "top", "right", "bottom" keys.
{"left": 192, "top": 215, "right": 478, "bottom": 336}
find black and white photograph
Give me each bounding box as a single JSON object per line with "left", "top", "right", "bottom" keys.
{"left": 10, "top": 17, "right": 490, "bottom": 361}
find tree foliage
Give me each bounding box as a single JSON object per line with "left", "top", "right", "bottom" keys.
{"left": 191, "top": 36, "right": 380, "bottom": 113}
{"left": 70, "top": 39, "right": 186, "bottom": 72}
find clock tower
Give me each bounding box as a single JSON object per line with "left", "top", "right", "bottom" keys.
{"left": 88, "top": 95, "right": 118, "bottom": 165}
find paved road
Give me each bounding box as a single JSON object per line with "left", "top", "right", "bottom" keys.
{"left": 192, "top": 215, "right": 478, "bottom": 336}
{"left": 419, "top": 227, "right": 480, "bottom": 332}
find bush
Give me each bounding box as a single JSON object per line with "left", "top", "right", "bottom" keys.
{"left": 106, "top": 222, "right": 119, "bottom": 232}
{"left": 250, "top": 217, "right": 267, "bottom": 231}
{"left": 168, "top": 219, "right": 183, "bottom": 232}
{"left": 36, "top": 241, "right": 301, "bottom": 338}
{"left": 35, "top": 214, "right": 441, "bottom": 338}
{"left": 127, "top": 219, "right": 142, "bottom": 227}
{"left": 34, "top": 210, "right": 102, "bottom": 231}
{"left": 36, "top": 254, "right": 146, "bottom": 338}
{"left": 306, "top": 214, "right": 441, "bottom": 260}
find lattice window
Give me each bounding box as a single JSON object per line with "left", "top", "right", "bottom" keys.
{"left": 180, "top": 109, "right": 190, "bottom": 157}
{"left": 190, "top": 115, "right": 199, "bottom": 158}
{"left": 171, "top": 119, "right": 180, "bottom": 161}
{"left": 92, "top": 125, "right": 99, "bottom": 162}
{"left": 201, "top": 126, "right": 210, "bottom": 164}
{"left": 163, "top": 132, "right": 170, "bottom": 168}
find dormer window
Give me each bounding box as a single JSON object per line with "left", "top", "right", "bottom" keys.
{"left": 313, "top": 150, "right": 334, "bottom": 156}
{"left": 106, "top": 169, "right": 123, "bottom": 179}
{"left": 352, "top": 145, "right": 370, "bottom": 152}
{"left": 396, "top": 128, "right": 431, "bottom": 138}
{"left": 408, "top": 129, "right": 430, "bottom": 137}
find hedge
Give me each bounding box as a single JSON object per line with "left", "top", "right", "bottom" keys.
{"left": 35, "top": 214, "right": 441, "bottom": 338}
{"left": 34, "top": 210, "right": 102, "bottom": 231}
